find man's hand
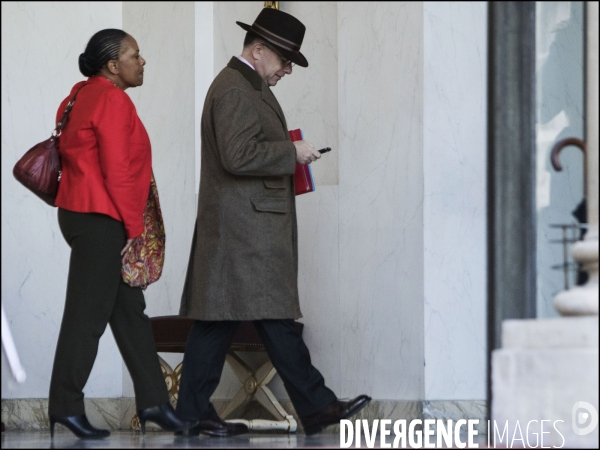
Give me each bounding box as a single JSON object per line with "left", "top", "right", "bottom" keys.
{"left": 121, "top": 238, "right": 135, "bottom": 264}
{"left": 294, "top": 140, "right": 321, "bottom": 164}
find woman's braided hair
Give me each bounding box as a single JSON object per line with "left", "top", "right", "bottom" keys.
{"left": 79, "top": 29, "right": 127, "bottom": 77}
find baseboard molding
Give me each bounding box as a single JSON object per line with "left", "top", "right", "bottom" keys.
{"left": 1, "top": 398, "right": 137, "bottom": 431}
{"left": 423, "top": 400, "right": 488, "bottom": 435}
{"left": 1, "top": 398, "right": 487, "bottom": 434}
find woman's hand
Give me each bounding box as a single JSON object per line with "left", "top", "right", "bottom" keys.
{"left": 121, "top": 238, "right": 135, "bottom": 264}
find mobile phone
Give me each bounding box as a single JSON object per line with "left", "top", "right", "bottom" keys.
{"left": 318, "top": 147, "right": 332, "bottom": 154}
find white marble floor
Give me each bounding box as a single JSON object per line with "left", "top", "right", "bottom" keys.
{"left": 1, "top": 430, "right": 342, "bottom": 449}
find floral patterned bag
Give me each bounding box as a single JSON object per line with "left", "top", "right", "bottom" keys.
{"left": 121, "top": 172, "right": 165, "bottom": 290}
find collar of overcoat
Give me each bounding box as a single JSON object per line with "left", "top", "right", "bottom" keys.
{"left": 227, "top": 57, "right": 287, "bottom": 131}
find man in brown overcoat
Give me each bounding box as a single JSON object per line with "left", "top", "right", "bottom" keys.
{"left": 176, "top": 8, "right": 370, "bottom": 437}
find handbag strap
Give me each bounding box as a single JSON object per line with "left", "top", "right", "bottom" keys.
{"left": 53, "top": 84, "right": 86, "bottom": 137}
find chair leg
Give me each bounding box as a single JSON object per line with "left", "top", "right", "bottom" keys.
{"left": 254, "top": 383, "right": 289, "bottom": 421}
{"left": 157, "top": 355, "right": 179, "bottom": 404}
{"left": 220, "top": 384, "right": 253, "bottom": 419}
{"left": 225, "top": 352, "right": 254, "bottom": 381}
{"left": 255, "top": 360, "right": 277, "bottom": 386}
{"left": 222, "top": 351, "right": 297, "bottom": 430}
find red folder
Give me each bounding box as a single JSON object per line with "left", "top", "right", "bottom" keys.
{"left": 289, "top": 129, "right": 315, "bottom": 196}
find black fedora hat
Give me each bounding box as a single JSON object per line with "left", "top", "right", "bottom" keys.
{"left": 236, "top": 8, "right": 308, "bottom": 67}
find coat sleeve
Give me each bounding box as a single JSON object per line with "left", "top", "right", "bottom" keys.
{"left": 93, "top": 89, "right": 144, "bottom": 239}
{"left": 213, "top": 89, "right": 296, "bottom": 177}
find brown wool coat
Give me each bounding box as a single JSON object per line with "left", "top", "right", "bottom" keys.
{"left": 180, "top": 57, "right": 302, "bottom": 321}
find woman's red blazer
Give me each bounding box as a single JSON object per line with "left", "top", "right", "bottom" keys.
{"left": 55, "top": 76, "right": 151, "bottom": 239}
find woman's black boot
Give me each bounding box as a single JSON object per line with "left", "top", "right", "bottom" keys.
{"left": 49, "top": 414, "right": 110, "bottom": 439}
{"left": 137, "top": 402, "right": 198, "bottom": 435}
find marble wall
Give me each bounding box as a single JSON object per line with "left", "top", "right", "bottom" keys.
{"left": 423, "top": 2, "right": 488, "bottom": 400}
{"left": 121, "top": 1, "right": 196, "bottom": 324}
{"left": 120, "top": 1, "right": 197, "bottom": 397}
{"left": 338, "top": 1, "right": 425, "bottom": 400}
{"left": 276, "top": 0, "right": 342, "bottom": 398}
{"left": 195, "top": 2, "right": 214, "bottom": 195}
{"left": 274, "top": 2, "right": 339, "bottom": 186}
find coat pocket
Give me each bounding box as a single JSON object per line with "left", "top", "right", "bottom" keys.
{"left": 263, "top": 177, "right": 287, "bottom": 189}
{"left": 250, "top": 197, "right": 288, "bottom": 214}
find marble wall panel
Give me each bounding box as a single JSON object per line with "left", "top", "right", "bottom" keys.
{"left": 1, "top": 1, "right": 123, "bottom": 399}
{"left": 273, "top": 2, "right": 339, "bottom": 186}
{"left": 338, "top": 2, "right": 425, "bottom": 400}
{"left": 213, "top": 2, "right": 258, "bottom": 77}
{"left": 123, "top": 2, "right": 196, "bottom": 318}
{"left": 422, "top": 2, "right": 487, "bottom": 400}
{"left": 195, "top": 2, "right": 214, "bottom": 195}
{"left": 120, "top": 1, "right": 196, "bottom": 397}
{"left": 295, "top": 186, "right": 341, "bottom": 396}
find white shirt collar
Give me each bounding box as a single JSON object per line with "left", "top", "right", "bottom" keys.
{"left": 237, "top": 55, "right": 255, "bottom": 71}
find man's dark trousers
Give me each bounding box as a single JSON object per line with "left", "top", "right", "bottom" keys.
{"left": 176, "top": 319, "right": 337, "bottom": 421}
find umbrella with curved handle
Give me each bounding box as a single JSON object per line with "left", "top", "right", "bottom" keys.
{"left": 550, "top": 137, "right": 586, "bottom": 184}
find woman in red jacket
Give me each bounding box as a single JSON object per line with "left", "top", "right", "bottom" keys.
{"left": 49, "top": 29, "right": 196, "bottom": 439}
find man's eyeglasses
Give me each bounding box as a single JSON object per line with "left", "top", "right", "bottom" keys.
{"left": 262, "top": 42, "right": 295, "bottom": 68}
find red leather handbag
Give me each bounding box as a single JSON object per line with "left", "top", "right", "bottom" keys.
{"left": 12, "top": 86, "right": 84, "bottom": 206}
{"left": 13, "top": 137, "right": 61, "bottom": 206}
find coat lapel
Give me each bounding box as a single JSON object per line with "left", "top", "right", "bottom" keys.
{"left": 261, "top": 86, "right": 288, "bottom": 131}
{"left": 227, "top": 57, "right": 287, "bottom": 132}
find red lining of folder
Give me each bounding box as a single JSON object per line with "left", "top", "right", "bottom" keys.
{"left": 289, "top": 129, "right": 315, "bottom": 196}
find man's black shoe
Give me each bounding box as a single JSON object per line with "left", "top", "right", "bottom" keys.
{"left": 301, "top": 395, "right": 372, "bottom": 435}
{"left": 174, "top": 416, "right": 249, "bottom": 438}
{"left": 137, "top": 402, "right": 198, "bottom": 435}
